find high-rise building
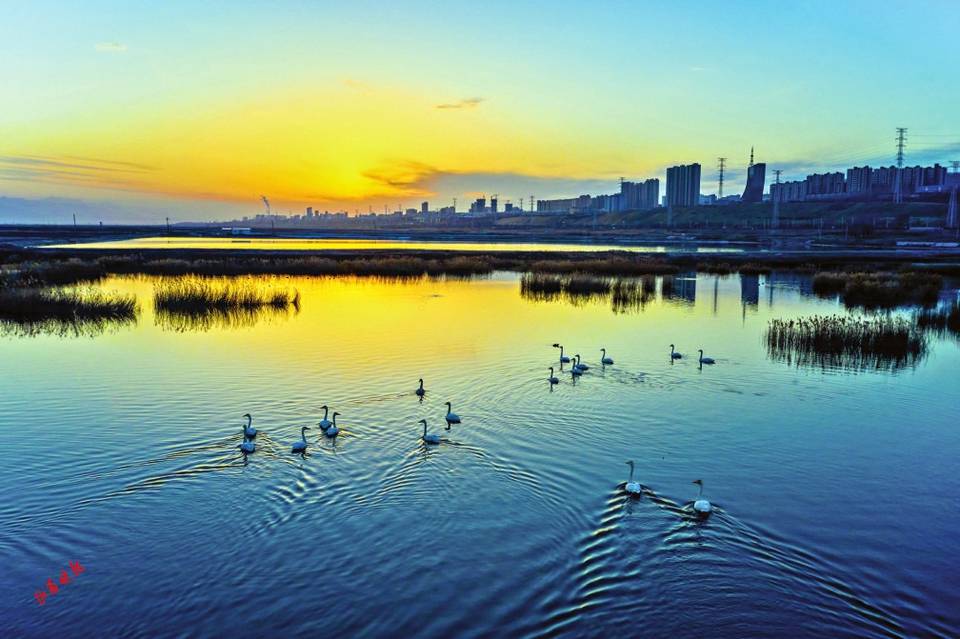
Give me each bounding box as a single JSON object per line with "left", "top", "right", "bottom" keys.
{"left": 490, "top": 197, "right": 498, "bottom": 214}
{"left": 666, "top": 164, "right": 701, "bottom": 207}
{"left": 846, "top": 166, "right": 872, "bottom": 195}
{"left": 640, "top": 178, "right": 660, "bottom": 210}
{"left": 805, "top": 172, "right": 845, "bottom": 198}
{"left": 306, "top": 206, "right": 313, "bottom": 217}
{"left": 421, "top": 201, "right": 429, "bottom": 214}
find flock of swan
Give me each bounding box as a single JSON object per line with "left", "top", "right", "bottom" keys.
{"left": 236, "top": 342, "right": 718, "bottom": 516}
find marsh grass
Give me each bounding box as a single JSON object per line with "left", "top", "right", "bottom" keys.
{"left": 154, "top": 278, "right": 300, "bottom": 313}
{"left": 0, "top": 287, "right": 138, "bottom": 337}
{"left": 812, "top": 271, "right": 943, "bottom": 308}
{"left": 765, "top": 315, "right": 926, "bottom": 371}
{"left": 916, "top": 302, "right": 960, "bottom": 336}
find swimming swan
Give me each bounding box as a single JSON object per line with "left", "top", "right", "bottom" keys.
{"left": 416, "top": 378, "right": 425, "bottom": 397}
{"left": 237, "top": 440, "right": 256, "bottom": 454}
{"left": 625, "top": 461, "right": 642, "bottom": 495}
{"left": 698, "top": 349, "right": 715, "bottom": 365}
{"left": 242, "top": 413, "right": 257, "bottom": 438}
{"left": 692, "top": 479, "right": 712, "bottom": 515}
{"left": 291, "top": 426, "right": 310, "bottom": 453}
{"left": 670, "top": 344, "right": 682, "bottom": 360}
{"left": 548, "top": 367, "right": 559, "bottom": 384}
{"left": 325, "top": 412, "right": 340, "bottom": 437}
{"left": 552, "top": 343, "right": 571, "bottom": 363}
{"left": 444, "top": 402, "right": 461, "bottom": 424}
{"left": 318, "top": 405, "right": 332, "bottom": 431}
{"left": 574, "top": 354, "right": 589, "bottom": 371}
{"left": 420, "top": 419, "right": 441, "bottom": 445}
{"left": 601, "top": 348, "right": 614, "bottom": 365}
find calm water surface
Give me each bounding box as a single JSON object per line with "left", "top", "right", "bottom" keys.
{"left": 41, "top": 235, "right": 744, "bottom": 253}
{"left": 2, "top": 273, "right": 958, "bottom": 638}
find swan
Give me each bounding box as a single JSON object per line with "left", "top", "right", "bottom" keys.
{"left": 571, "top": 364, "right": 583, "bottom": 377}
{"left": 601, "top": 348, "right": 614, "bottom": 365}
{"left": 548, "top": 367, "right": 559, "bottom": 384}
{"left": 444, "top": 402, "right": 461, "bottom": 424}
{"left": 670, "top": 344, "right": 682, "bottom": 360}
{"left": 242, "top": 413, "right": 257, "bottom": 438}
{"left": 692, "top": 479, "right": 712, "bottom": 515}
{"left": 625, "top": 461, "right": 642, "bottom": 495}
{"left": 420, "top": 419, "right": 441, "bottom": 445}
{"left": 416, "top": 378, "right": 425, "bottom": 397}
{"left": 318, "top": 405, "right": 332, "bottom": 431}
{"left": 552, "top": 343, "right": 571, "bottom": 363}
{"left": 698, "top": 349, "right": 715, "bottom": 365}
{"left": 325, "top": 412, "right": 340, "bottom": 437}
{"left": 574, "top": 354, "right": 589, "bottom": 371}
{"left": 237, "top": 440, "right": 256, "bottom": 454}
{"left": 291, "top": 426, "right": 310, "bottom": 453}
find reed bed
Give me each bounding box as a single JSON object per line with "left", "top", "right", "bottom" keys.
{"left": 916, "top": 302, "right": 960, "bottom": 335}
{"left": 528, "top": 257, "right": 679, "bottom": 276}
{"left": 812, "top": 271, "right": 943, "bottom": 308}
{"left": 765, "top": 315, "right": 926, "bottom": 371}
{"left": 153, "top": 278, "right": 300, "bottom": 313}
{"left": 0, "top": 287, "right": 138, "bottom": 337}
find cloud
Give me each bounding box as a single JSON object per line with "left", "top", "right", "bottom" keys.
{"left": 435, "top": 97, "right": 484, "bottom": 110}
{"left": 95, "top": 42, "right": 127, "bottom": 53}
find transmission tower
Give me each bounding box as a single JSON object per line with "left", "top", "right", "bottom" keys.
{"left": 950, "top": 160, "right": 959, "bottom": 173}
{"left": 894, "top": 127, "right": 907, "bottom": 204}
{"left": 717, "top": 157, "right": 727, "bottom": 199}
{"left": 771, "top": 169, "right": 782, "bottom": 230}
{"left": 529, "top": 195, "right": 534, "bottom": 213}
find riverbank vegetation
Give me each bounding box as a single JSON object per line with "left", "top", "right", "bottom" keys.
{"left": 812, "top": 271, "right": 943, "bottom": 308}
{"left": 765, "top": 315, "right": 926, "bottom": 371}
{"left": 0, "top": 287, "right": 138, "bottom": 337}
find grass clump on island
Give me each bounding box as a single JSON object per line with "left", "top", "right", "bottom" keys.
{"left": 765, "top": 315, "right": 926, "bottom": 371}
{"left": 0, "top": 287, "right": 138, "bottom": 337}
{"left": 812, "top": 271, "right": 942, "bottom": 308}
{"left": 916, "top": 302, "right": 960, "bottom": 336}
{"left": 153, "top": 278, "right": 300, "bottom": 313}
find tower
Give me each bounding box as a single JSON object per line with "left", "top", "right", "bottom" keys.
{"left": 894, "top": 127, "right": 907, "bottom": 204}
{"left": 717, "top": 157, "right": 727, "bottom": 199}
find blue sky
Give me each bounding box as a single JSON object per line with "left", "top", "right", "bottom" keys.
{"left": 1, "top": 1, "right": 957, "bottom": 222}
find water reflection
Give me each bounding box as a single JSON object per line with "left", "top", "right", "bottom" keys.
{"left": 0, "top": 314, "right": 137, "bottom": 338}
{"left": 154, "top": 302, "right": 299, "bottom": 332}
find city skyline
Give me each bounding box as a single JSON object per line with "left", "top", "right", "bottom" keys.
{"left": 2, "top": 1, "right": 959, "bottom": 223}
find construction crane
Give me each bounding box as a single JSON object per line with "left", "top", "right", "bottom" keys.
{"left": 260, "top": 195, "right": 271, "bottom": 216}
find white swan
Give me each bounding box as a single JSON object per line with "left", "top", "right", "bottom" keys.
{"left": 444, "top": 402, "right": 461, "bottom": 424}
{"left": 692, "top": 479, "right": 712, "bottom": 515}
{"left": 325, "top": 412, "right": 340, "bottom": 437}
{"left": 291, "top": 426, "right": 310, "bottom": 453}
{"left": 548, "top": 367, "right": 559, "bottom": 384}
{"left": 237, "top": 440, "right": 256, "bottom": 454}
{"left": 574, "top": 354, "right": 589, "bottom": 371}
{"left": 242, "top": 413, "right": 257, "bottom": 438}
{"left": 318, "top": 405, "right": 332, "bottom": 431}
{"left": 601, "top": 348, "right": 614, "bottom": 365}
{"left": 416, "top": 378, "right": 425, "bottom": 397}
{"left": 625, "top": 461, "right": 642, "bottom": 495}
{"left": 698, "top": 349, "right": 715, "bottom": 365}
{"left": 552, "top": 343, "right": 571, "bottom": 364}
{"left": 670, "top": 344, "right": 682, "bottom": 360}
{"left": 420, "top": 419, "right": 441, "bottom": 445}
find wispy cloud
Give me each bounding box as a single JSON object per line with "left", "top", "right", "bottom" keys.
{"left": 95, "top": 42, "right": 127, "bottom": 53}
{"left": 435, "top": 97, "right": 484, "bottom": 110}
{"left": 0, "top": 154, "right": 156, "bottom": 191}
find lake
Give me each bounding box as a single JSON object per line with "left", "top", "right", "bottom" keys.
{"left": 2, "top": 272, "right": 958, "bottom": 638}
{"left": 40, "top": 235, "right": 745, "bottom": 253}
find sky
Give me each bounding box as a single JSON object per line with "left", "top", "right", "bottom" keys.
{"left": 1, "top": 0, "right": 958, "bottom": 223}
